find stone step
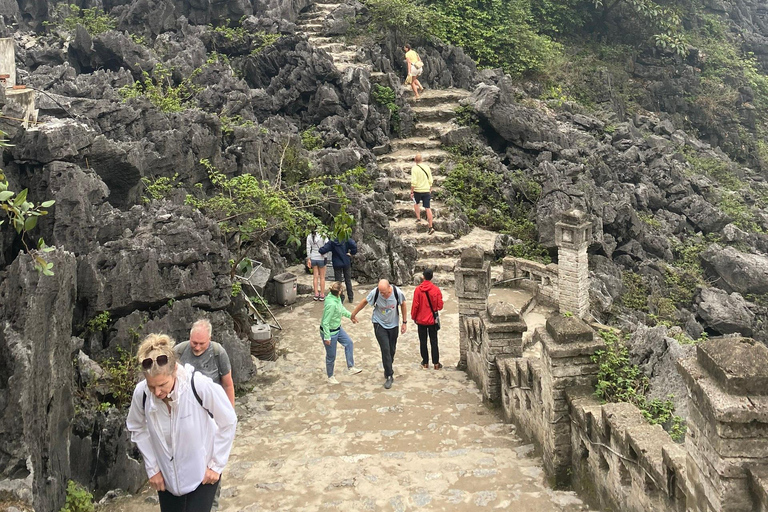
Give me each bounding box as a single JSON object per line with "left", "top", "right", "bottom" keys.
{"left": 391, "top": 137, "right": 442, "bottom": 152}
{"left": 411, "top": 105, "right": 458, "bottom": 123}
{"left": 413, "top": 270, "right": 455, "bottom": 286}
{"left": 392, "top": 188, "right": 446, "bottom": 202}
{"left": 389, "top": 217, "right": 433, "bottom": 235}
{"left": 415, "top": 229, "right": 498, "bottom": 258}
{"left": 414, "top": 257, "right": 458, "bottom": 273}
{"left": 317, "top": 43, "right": 346, "bottom": 53}
{"left": 393, "top": 200, "right": 444, "bottom": 219}
{"left": 400, "top": 230, "right": 455, "bottom": 245}
{"left": 302, "top": 23, "right": 324, "bottom": 32}
{"left": 336, "top": 62, "right": 372, "bottom": 72}
{"left": 376, "top": 148, "right": 450, "bottom": 165}
{"left": 307, "top": 36, "right": 335, "bottom": 45}
{"left": 408, "top": 88, "right": 470, "bottom": 107}
{"left": 412, "top": 122, "right": 447, "bottom": 138}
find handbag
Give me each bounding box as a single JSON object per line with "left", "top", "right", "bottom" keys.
{"left": 423, "top": 290, "right": 440, "bottom": 331}
{"left": 411, "top": 60, "right": 423, "bottom": 77}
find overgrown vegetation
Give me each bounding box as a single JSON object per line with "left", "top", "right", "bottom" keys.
{"left": 45, "top": 4, "right": 116, "bottom": 36}
{"left": 86, "top": 311, "right": 111, "bottom": 334}
{"left": 455, "top": 105, "right": 479, "bottom": 127}
{"left": 593, "top": 329, "right": 686, "bottom": 442}
{"left": 371, "top": 85, "right": 401, "bottom": 134}
{"left": 186, "top": 159, "right": 358, "bottom": 270}
{"left": 119, "top": 64, "right": 201, "bottom": 113}
{"left": 142, "top": 174, "right": 180, "bottom": 203}
{"left": 60, "top": 480, "right": 94, "bottom": 512}
{"left": 301, "top": 127, "right": 323, "bottom": 150}
{"left": 100, "top": 347, "right": 140, "bottom": 410}
{"left": 441, "top": 145, "right": 549, "bottom": 262}
{"left": 1, "top": 136, "right": 57, "bottom": 275}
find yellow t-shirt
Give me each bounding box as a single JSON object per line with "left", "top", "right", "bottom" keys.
{"left": 405, "top": 50, "right": 419, "bottom": 64}
{"left": 411, "top": 163, "right": 433, "bottom": 193}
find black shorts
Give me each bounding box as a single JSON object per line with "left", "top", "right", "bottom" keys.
{"left": 413, "top": 192, "right": 431, "bottom": 208}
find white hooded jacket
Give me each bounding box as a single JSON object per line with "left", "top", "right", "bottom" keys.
{"left": 126, "top": 363, "right": 237, "bottom": 496}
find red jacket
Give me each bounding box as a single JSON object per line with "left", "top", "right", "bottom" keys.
{"left": 411, "top": 280, "right": 443, "bottom": 325}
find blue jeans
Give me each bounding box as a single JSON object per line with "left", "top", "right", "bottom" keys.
{"left": 321, "top": 326, "right": 355, "bottom": 377}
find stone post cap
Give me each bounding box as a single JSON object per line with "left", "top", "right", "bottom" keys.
{"left": 697, "top": 337, "right": 768, "bottom": 396}
{"left": 459, "top": 246, "right": 485, "bottom": 268}
{"left": 487, "top": 301, "right": 520, "bottom": 322}
{"left": 560, "top": 209, "right": 588, "bottom": 225}
{"left": 546, "top": 314, "right": 594, "bottom": 344}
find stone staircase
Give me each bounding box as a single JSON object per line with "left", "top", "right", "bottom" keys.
{"left": 296, "top": 5, "right": 499, "bottom": 286}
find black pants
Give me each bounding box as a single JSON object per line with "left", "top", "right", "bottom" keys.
{"left": 374, "top": 323, "right": 399, "bottom": 378}
{"left": 158, "top": 481, "right": 220, "bottom": 512}
{"left": 418, "top": 324, "right": 440, "bottom": 365}
{"left": 333, "top": 265, "right": 354, "bottom": 302}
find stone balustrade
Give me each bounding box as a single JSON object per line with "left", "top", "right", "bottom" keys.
{"left": 501, "top": 257, "right": 559, "bottom": 306}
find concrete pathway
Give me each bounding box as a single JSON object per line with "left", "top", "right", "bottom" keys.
{"left": 103, "top": 286, "right": 592, "bottom": 511}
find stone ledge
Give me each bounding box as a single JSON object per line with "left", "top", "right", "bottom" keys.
{"left": 677, "top": 357, "right": 768, "bottom": 424}
{"left": 538, "top": 327, "right": 606, "bottom": 359}
{"left": 697, "top": 337, "right": 768, "bottom": 396}
{"left": 546, "top": 314, "right": 594, "bottom": 344}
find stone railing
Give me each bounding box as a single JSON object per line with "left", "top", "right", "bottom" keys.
{"left": 501, "top": 257, "right": 559, "bottom": 306}
{"left": 493, "top": 317, "right": 768, "bottom": 512}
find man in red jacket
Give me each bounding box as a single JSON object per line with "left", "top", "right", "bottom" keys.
{"left": 411, "top": 268, "right": 444, "bottom": 369}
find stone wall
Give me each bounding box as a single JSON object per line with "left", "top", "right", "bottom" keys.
{"left": 500, "top": 257, "right": 558, "bottom": 306}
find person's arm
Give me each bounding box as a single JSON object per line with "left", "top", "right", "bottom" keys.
{"left": 400, "top": 296, "right": 408, "bottom": 334}
{"left": 220, "top": 372, "right": 235, "bottom": 408}
{"left": 410, "top": 291, "right": 419, "bottom": 321}
{"left": 306, "top": 236, "right": 312, "bottom": 264}
{"left": 349, "top": 296, "right": 369, "bottom": 322}
{"left": 348, "top": 238, "right": 357, "bottom": 256}
{"left": 125, "top": 384, "right": 162, "bottom": 482}
{"left": 320, "top": 301, "right": 334, "bottom": 340}
{"left": 198, "top": 375, "right": 238, "bottom": 479}
{"left": 318, "top": 240, "right": 331, "bottom": 255}
{"left": 436, "top": 288, "right": 444, "bottom": 311}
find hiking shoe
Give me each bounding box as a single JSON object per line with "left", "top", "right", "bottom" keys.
{"left": 328, "top": 376, "right": 340, "bottom": 385}
{"left": 313, "top": 294, "right": 320, "bottom": 301}
{"left": 434, "top": 363, "right": 443, "bottom": 370}
{"left": 415, "top": 218, "right": 423, "bottom": 224}
{"left": 384, "top": 376, "right": 393, "bottom": 389}
{"left": 348, "top": 366, "right": 362, "bottom": 375}
{"left": 428, "top": 227, "right": 435, "bottom": 235}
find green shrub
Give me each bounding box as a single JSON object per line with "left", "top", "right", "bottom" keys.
{"left": 371, "top": 85, "right": 401, "bottom": 134}
{"left": 719, "top": 193, "right": 763, "bottom": 233}
{"left": 251, "top": 32, "right": 281, "bottom": 54}
{"left": 46, "top": 5, "right": 116, "bottom": 36}
{"left": 620, "top": 271, "right": 648, "bottom": 311}
{"left": 593, "top": 330, "right": 685, "bottom": 441}
{"left": 301, "top": 127, "right": 323, "bottom": 151}
{"left": 142, "top": 173, "right": 180, "bottom": 203}
{"left": 210, "top": 19, "right": 248, "bottom": 42}
{"left": 119, "top": 64, "right": 201, "bottom": 113}
{"left": 100, "top": 347, "right": 140, "bottom": 410}
{"left": 86, "top": 311, "right": 111, "bottom": 333}
{"left": 220, "top": 115, "right": 255, "bottom": 136}
{"left": 60, "top": 480, "right": 94, "bottom": 512}
{"left": 363, "top": 0, "right": 437, "bottom": 37}
{"left": 454, "top": 105, "right": 478, "bottom": 127}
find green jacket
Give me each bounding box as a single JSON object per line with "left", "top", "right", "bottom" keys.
{"left": 320, "top": 293, "right": 351, "bottom": 340}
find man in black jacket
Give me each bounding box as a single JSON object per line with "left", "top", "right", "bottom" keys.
{"left": 319, "top": 237, "right": 358, "bottom": 303}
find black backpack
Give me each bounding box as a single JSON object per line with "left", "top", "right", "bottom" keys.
{"left": 373, "top": 285, "right": 402, "bottom": 307}
{"left": 142, "top": 368, "right": 213, "bottom": 419}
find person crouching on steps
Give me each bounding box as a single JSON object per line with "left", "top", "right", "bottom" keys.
{"left": 321, "top": 281, "right": 363, "bottom": 384}
{"left": 126, "top": 334, "right": 237, "bottom": 512}
{"left": 411, "top": 268, "right": 444, "bottom": 369}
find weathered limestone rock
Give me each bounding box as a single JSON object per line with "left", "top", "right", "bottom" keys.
{"left": 0, "top": 251, "right": 77, "bottom": 512}
{"left": 701, "top": 244, "right": 768, "bottom": 296}
{"left": 695, "top": 287, "right": 754, "bottom": 337}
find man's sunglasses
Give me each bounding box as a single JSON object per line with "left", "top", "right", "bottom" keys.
{"left": 141, "top": 354, "right": 169, "bottom": 371}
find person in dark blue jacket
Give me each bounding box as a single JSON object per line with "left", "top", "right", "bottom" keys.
{"left": 319, "top": 237, "right": 358, "bottom": 303}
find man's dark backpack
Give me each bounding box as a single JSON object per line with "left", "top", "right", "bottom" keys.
{"left": 373, "top": 285, "right": 402, "bottom": 309}
{"left": 142, "top": 368, "right": 213, "bottom": 419}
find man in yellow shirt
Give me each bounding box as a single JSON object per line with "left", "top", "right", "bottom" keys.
{"left": 410, "top": 154, "right": 435, "bottom": 235}
{"left": 403, "top": 44, "right": 424, "bottom": 99}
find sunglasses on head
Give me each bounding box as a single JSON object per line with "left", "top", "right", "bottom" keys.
{"left": 141, "top": 354, "right": 169, "bottom": 371}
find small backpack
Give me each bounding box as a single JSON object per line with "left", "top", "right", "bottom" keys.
{"left": 373, "top": 285, "right": 402, "bottom": 307}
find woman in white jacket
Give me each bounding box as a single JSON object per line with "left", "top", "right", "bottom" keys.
{"left": 126, "top": 334, "right": 237, "bottom": 512}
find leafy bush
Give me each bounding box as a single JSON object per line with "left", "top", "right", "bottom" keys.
{"left": 220, "top": 115, "right": 255, "bottom": 136}
{"left": 100, "top": 347, "right": 140, "bottom": 410}
{"left": 86, "top": 311, "right": 111, "bottom": 333}
{"left": 142, "top": 173, "right": 180, "bottom": 203}
{"left": 441, "top": 150, "right": 549, "bottom": 262}
{"left": 371, "top": 85, "right": 401, "bottom": 134}
{"left": 363, "top": 0, "right": 437, "bottom": 37}
{"left": 620, "top": 271, "right": 648, "bottom": 311}
{"left": 301, "top": 127, "right": 323, "bottom": 151}
{"left": 46, "top": 5, "right": 116, "bottom": 36}
{"left": 60, "top": 480, "right": 94, "bottom": 512}
{"left": 119, "top": 64, "right": 201, "bottom": 113}
{"left": 210, "top": 19, "right": 248, "bottom": 42}
{"left": 593, "top": 330, "right": 685, "bottom": 441}
{"left": 251, "top": 32, "right": 282, "bottom": 54}
{"left": 454, "top": 105, "right": 478, "bottom": 127}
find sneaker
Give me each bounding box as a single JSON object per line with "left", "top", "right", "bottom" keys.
{"left": 415, "top": 218, "right": 423, "bottom": 224}
{"left": 328, "top": 376, "right": 340, "bottom": 385}
{"left": 313, "top": 294, "right": 320, "bottom": 301}
{"left": 348, "top": 366, "right": 362, "bottom": 375}
{"left": 428, "top": 227, "right": 435, "bottom": 235}
{"left": 383, "top": 376, "right": 393, "bottom": 389}
{"left": 319, "top": 294, "right": 325, "bottom": 301}
{"left": 434, "top": 363, "right": 443, "bottom": 370}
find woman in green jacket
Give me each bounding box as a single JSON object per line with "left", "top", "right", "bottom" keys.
{"left": 320, "top": 282, "right": 363, "bottom": 384}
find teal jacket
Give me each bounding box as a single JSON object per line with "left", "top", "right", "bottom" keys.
{"left": 320, "top": 293, "right": 351, "bottom": 340}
